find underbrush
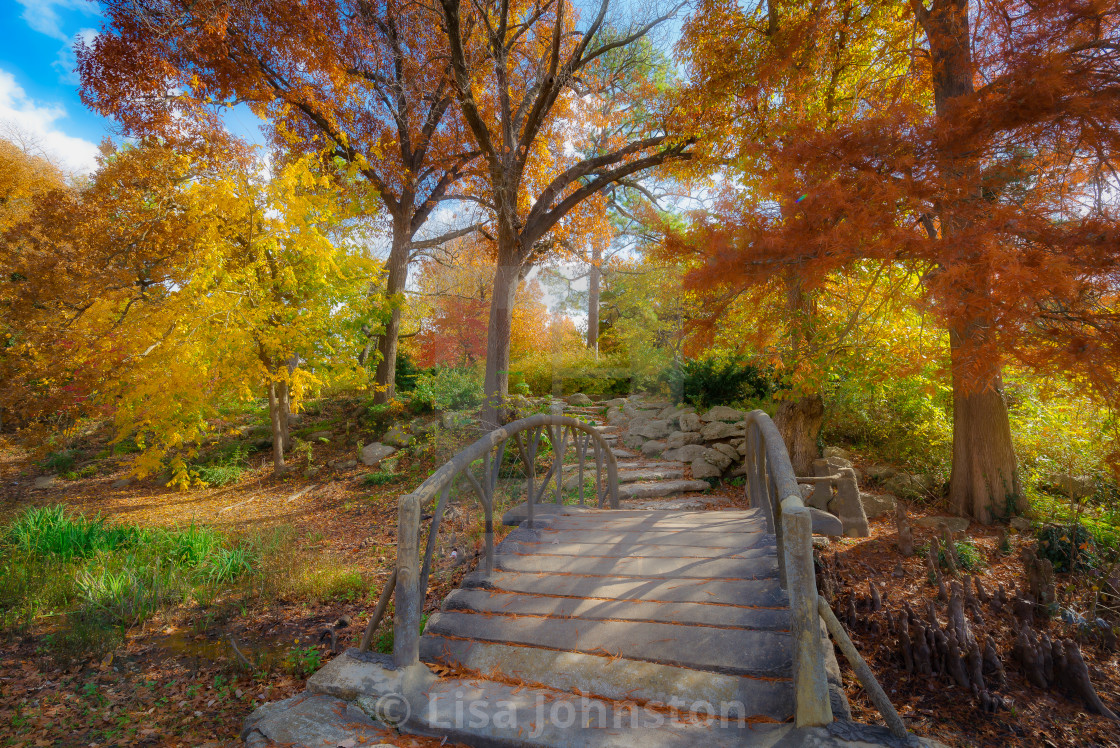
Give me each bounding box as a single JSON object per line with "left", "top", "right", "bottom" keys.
{"left": 0, "top": 506, "right": 258, "bottom": 658}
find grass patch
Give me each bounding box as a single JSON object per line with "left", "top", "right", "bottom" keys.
{"left": 0, "top": 505, "right": 258, "bottom": 659}
{"left": 362, "top": 471, "right": 397, "bottom": 487}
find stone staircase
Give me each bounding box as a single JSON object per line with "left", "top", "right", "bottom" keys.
{"left": 562, "top": 399, "right": 719, "bottom": 508}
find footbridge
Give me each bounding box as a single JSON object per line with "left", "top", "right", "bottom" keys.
{"left": 244, "top": 403, "right": 935, "bottom": 748}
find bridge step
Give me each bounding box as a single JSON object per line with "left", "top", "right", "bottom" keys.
{"left": 441, "top": 589, "right": 791, "bottom": 629}
{"left": 463, "top": 569, "right": 790, "bottom": 607}
{"left": 423, "top": 611, "right": 791, "bottom": 677}
{"left": 494, "top": 551, "right": 778, "bottom": 578}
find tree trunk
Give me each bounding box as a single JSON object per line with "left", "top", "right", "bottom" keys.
{"left": 948, "top": 325, "right": 1020, "bottom": 523}
{"left": 372, "top": 217, "right": 412, "bottom": 404}
{"left": 923, "top": 0, "right": 1021, "bottom": 522}
{"left": 278, "top": 353, "right": 298, "bottom": 453}
{"left": 267, "top": 377, "right": 286, "bottom": 475}
{"left": 587, "top": 244, "right": 601, "bottom": 355}
{"left": 481, "top": 257, "right": 521, "bottom": 428}
{"left": 775, "top": 394, "right": 825, "bottom": 476}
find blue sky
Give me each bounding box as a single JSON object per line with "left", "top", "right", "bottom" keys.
{"left": 0, "top": 1, "right": 109, "bottom": 173}
{"left": 0, "top": 0, "right": 267, "bottom": 175}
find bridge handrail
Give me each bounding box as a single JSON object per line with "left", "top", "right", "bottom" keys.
{"left": 383, "top": 413, "right": 619, "bottom": 668}
{"left": 742, "top": 410, "right": 833, "bottom": 727}
{"left": 743, "top": 409, "right": 907, "bottom": 737}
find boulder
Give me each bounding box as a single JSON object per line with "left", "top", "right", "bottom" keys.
{"left": 641, "top": 440, "right": 666, "bottom": 457}
{"left": 691, "top": 457, "right": 723, "bottom": 480}
{"left": 1043, "top": 473, "right": 1095, "bottom": 499}
{"left": 1009, "top": 516, "right": 1032, "bottom": 532}
{"left": 665, "top": 431, "right": 703, "bottom": 449}
{"left": 110, "top": 478, "right": 131, "bottom": 490}
{"left": 33, "top": 476, "right": 57, "bottom": 490}
{"left": 701, "top": 405, "right": 747, "bottom": 422}
{"left": 630, "top": 418, "right": 672, "bottom": 440}
{"left": 382, "top": 426, "right": 413, "bottom": 448}
{"left": 859, "top": 491, "right": 897, "bottom": 520}
{"left": 883, "top": 471, "right": 928, "bottom": 499}
{"left": 663, "top": 444, "right": 709, "bottom": 463}
{"left": 823, "top": 446, "right": 851, "bottom": 460}
{"left": 711, "top": 443, "right": 741, "bottom": 464}
{"left": 568, "top": 392, "right": 593, "bottom": 406}
{"left": 286, "top": 412, "right": 303, "bottom": 427}
{"left": 360, "top": 442, "right": 397, "bottom": 466}
{"left": 699, "top": 421, "right": 743, "bottom": 441}
{"left": 621, "top": 433, "right": 646, "bottom": 451}
{"left": 605, "top": 398, "right": 628, "bottom": 408}
{"left": 915, "top": 515, "right": 970, "bottom": 534}
{"left": 657, "top": 404, "right": 694, "bottom": 421}
{"left": 866, "top": 464, "right": 897, "bottom": 483}
{"left": 702, "top": 447, "right": 733, "bottom": 471}
{"left": 308, "top": 430, "right": 333, "bottom": 441}
{"left": 678, "top": 412, "right": 702, "bottom": 432}
{"left": 331, "top": 459, "right": 358, "bottom": 470}
{"left": 809, "top": 508, "right": 844, "bottom": 537}
{"left": 606, "top": 408, "right": 628, "bottom": 426}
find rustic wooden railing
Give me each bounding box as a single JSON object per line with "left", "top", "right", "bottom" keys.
{"left": 364, "top": 414, "right": 619, "bottom": 666}
{"left": 743, "top": 409, "right": 907, "bottom": 737}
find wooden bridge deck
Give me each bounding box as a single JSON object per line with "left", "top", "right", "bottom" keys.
{"left": 420, "top": 506, "right": 799, "bottom": 720}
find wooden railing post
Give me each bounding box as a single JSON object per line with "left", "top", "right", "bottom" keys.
{"left": 782, "top": 501, "right": 833, "bottom": 728}
{"left": 394, "top": 493, "right": 421, "bottom": 668}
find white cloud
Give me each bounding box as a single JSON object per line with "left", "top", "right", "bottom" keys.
{"left": 54, "top": 27, "right": 100, "bottom": 84}
{"left": 16, "top": 0, "right": 98, "bottom": 42}
{"left": 0, "top": 69, "right": 100, "bottom": 175}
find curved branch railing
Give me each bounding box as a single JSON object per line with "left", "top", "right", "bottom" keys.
{"left": 742, "top": 410, "right": 834, "bottom": 728}
{"left": 385, "top": 414, "right": 619, "bottom": 668}
{"left": 743, "top": 410, "right": 907, "bottom": 737}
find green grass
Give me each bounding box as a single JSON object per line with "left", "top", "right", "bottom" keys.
{"left": 0, "top": 505, "right": 258, "bottom": 658}
{"left": 362, "top": 471, "right": 396, "bottom": 487}
{"left": 42, "top": 449, "right": 78, "bottom": 473}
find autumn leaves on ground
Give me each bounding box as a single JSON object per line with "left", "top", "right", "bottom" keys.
{"left": 2, "top": 0, "right": 1120, "bottom": 746}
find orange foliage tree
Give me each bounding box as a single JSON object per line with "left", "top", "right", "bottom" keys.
{"left": 77, "top": 0, "right": 478, "bottom": 403}
{"left": 673, "top": 0, "right": 1120, "bottom": 521}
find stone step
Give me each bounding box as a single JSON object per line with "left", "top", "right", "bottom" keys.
{"left": 615, "top": 460, "right": 686, "bottom": 471}
{"left": 503, "top": 535, "right": 775, "bottom": 557}
{"left": 618, "top": 479, "right": 712, "bottom": 500}
{"left": 424, "top": 610, "right": 792, "bottom": 678}
{"left": 464, "top": 569, "right": 789, "bottom": 607}
{"left": 494, "top": 551, "right": 779, "bottom": 579}
{"left": 530, "top": 527, "right": 767, "bottom": 547}
{"left": 300, "top": 651, "right": 801, "bottom": 746}
{"left": 441, "top": 589, "right": 790, "bottom": 629}
{"left": 617, "top": 466, "right": 686, "bottom": 483}
{"left": 540, "top": 509, "right": 768, "bottom": 531}
{"left": 417, "top": 639, "right": 795, "bottom": 725}
{"left": 610, "top": 448, "right": 637, "bottom": 459}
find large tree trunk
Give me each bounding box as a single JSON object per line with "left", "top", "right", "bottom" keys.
{"left": 947, "top": 325, "right": 1020, "bottom": 523}
{"left": 775, "top": 394, "right": 825, "bottom": 476}
{"left": 924, "top": 0, "right": 1021, "bottom": 522}
{"left": 481, "top": 255, "right": 522, "bottom": 427}
{"left": 372, "top": 217, "right": 412, "bottom": 404}
{"left": 587, "top": 244, "right": 601, "bottom": 355}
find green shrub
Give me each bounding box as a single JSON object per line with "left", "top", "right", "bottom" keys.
{"left": 283, "top": 645, "right": 322, "bottom": 676}
{"left": 193, "top": 444, "right": 248, "bottom": 487}
{"left": 42, "top": 450, "right": 78, "bottom": 473}
{"left": 363, "top": 472, "right": 396, "bottom": 487}
{"left": 665, "top": 355, "right": 776, "bottom": 409}
{"left": 1036, "top": 522, "right": 1098, "bottom": 573}
{"left": 409, "top": 367, "right": 483, "bottom": 412}
{"left": 394, "top": 352, "right": 425, "bottom": 393}
{"left": 364, "top": 399, "right": 407, "bottom": 432}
